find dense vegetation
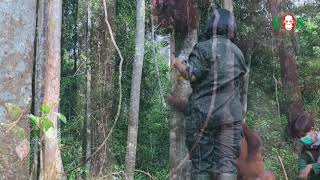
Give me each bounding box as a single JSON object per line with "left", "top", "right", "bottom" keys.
{"left": 56, "top": 0, "right": 320, "bottom": 179}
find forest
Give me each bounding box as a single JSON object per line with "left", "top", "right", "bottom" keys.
{"left": 0, "top": 0, "right": 319, "bottom": 179}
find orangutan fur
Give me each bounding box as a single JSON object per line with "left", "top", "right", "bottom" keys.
{"left": 167, "top": 95, "right": 275, "bottom": 180}
{"left": 152, "top": 0, "right": 198, "bottom": 33}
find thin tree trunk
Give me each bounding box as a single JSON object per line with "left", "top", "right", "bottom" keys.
{"left": 0, "top": 0, "right": 36, "bottom": 179}
{"left": 223, "top": 0, "right": 233, "bottom": 11}
{"left": 33, "top": 0, "right": 49, "bottom": 179}
{"left": 124, "top": 0, "right": 145, "bottom": 179}
{"left": 38, "top": 0, "right": 65, "bottom": 179}
{"left": 85, "top": 0, "right": 92, "bottom": 176}
{"left": 237, "top": 1, "right": 256, "bottom": 120}
{"left": 240, "top": 41, "right": 253, "bottom": 118}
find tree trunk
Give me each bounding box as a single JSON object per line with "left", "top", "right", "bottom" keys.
{"left": 0, "top": 0, "right": 36, "bottom": 179}
{"left": 85, "top": 0, "right": 92, "bottom": 176}
{"left": 33, "top": 0, "right": 49, "bottom": 179}
{"left": 223, "top": 0, "right": 233, "bottom": 11}
{"left": 91, "top": 0, "right": 116, "bottom": 176}
{"left": 169, "top": 1, "right": 198, "bottom": 179}
{"left": 269, "top": 0, "right": 304, "bottom": 131}
{"left": 38, "top": 0, "right": 65, "bottom": 179}
{"left": 124, "top": 0, "right": 145, "bottom": 179}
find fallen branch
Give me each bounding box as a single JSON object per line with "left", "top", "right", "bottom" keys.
{"left": 277, "top": 154, "right": 289, "bottom": 180}
{"left": 134, "top": 170, "right": 156, "bottom": 180}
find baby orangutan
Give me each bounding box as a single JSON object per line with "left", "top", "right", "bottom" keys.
{"left": 167, "top": 95, "right": 275, "bottom": 180}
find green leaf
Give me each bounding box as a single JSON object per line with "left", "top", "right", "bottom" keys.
{"left": 29, "top": 114, "right": 40, "bottom": 126}
{"left": 57, "top": 113, "right": 67, "bottom": 124}
{"left": 42, "top": 118, "right": 53, "bottom": 132}
{"left": 40, "top": 104, "right": 50, "bottom": 114}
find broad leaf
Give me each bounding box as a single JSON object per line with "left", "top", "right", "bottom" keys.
{"left": 40, "top": 104, "right": 50, "bottom": 114}
{"left": 29, "top": 114, "right": 40, "bottom": 126}
{"left": 42, "top": 118, "right": 53, "bottom": 132}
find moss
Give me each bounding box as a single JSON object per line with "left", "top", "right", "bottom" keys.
{"left": 11, "top": 126, "right": 26, "bottom": 142}
{"left": 4, "top": 103, "right": 22, "bottom": 121}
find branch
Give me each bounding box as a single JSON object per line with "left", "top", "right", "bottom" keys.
{"left": 134, "top": 170, "right": 156, "bottom": 180}
{"left": 277, "top": 154, "right": 288, "bottom": 180}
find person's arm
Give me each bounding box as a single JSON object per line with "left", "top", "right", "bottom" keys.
{"left": 172, "top": 59, "right": 196, "bottom": 82}
{"left": 297, "top": 153, "right": 320, "bottom": 179}
{"left": 298, "top": 155, "right": 311, "bottom": 179}
{"left": 172, "top": 44, "right": 207, "bottom": 82}
{"left": 310, "top": 162, "right": 320, "bottom": 175}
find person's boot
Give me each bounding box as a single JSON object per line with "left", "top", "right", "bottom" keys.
{"left": 190, "top": 174, "right": 211, "bottom": 180}
{"left": 216, "top": 173, "right": 237, "bottom": 180}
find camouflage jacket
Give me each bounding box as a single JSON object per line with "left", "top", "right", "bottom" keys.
{"left": 185, "top": 35, "right": 248, "bottom": 127}
{"left": 298, "top": 146, "right": 320, "bottom": 180}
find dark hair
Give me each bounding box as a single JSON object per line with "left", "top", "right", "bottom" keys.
{"left": 206, "top": 8, "right": 237, "bottom": 40}
{"left": 292, "top": 112, "right": 315, "bottom": 138}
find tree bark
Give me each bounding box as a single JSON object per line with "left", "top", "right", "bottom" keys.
{"left": 84, "top": 0, "right": 92, "bottom": 176}
{"left": 223, "top": 0, "right": 233, "bottom": 11}
{"left": 38, "top": 0, "right": 65, "bottom": 179}
{"left": 124, "top": 0, "right": 145, "bottom": 179}
{"left": 169, "top": 1, "right": 198, "bottom": 179}
{"left": 91, "top": 0, "right": 116, "bottom": 176}
{"left": 33, "top": 0, "right": 49, "bottom": 179}
{"left": 0, "top": 0, "right": 36, "bottom": 179}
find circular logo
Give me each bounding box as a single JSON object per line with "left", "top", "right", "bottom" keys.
{"left": 281, "top": 14, "right": 296, "bottom": 31}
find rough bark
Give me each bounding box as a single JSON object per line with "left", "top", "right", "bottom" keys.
{"left": 124, "top": 0, "right": 145, "bottom": 179}
{"left": 32, "top": 0, "right": 49, "bottom": 179}
{"left": 38, "top": 0, "right": 65, "bottom": 179}
{"left": 0, "top": 0, "right": 36, "bottom": 179}
{"left": 269, "top": 0, "right": 304, "bottom": 131}
{"left": 91, "top": 0, "right": 116, "bottom": 176}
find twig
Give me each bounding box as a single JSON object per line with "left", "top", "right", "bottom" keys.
{"left": 97, "top": 171, "right": 126, "bottom": 180}
{"left": 277, "top": 154, "right": 289, "bottom": 180}
{"left": 272, "top": 38, "right": 281, "bottom": 118}
{"left": 134, "top": 170, "right": 156, "bottom": 180}
{"left": 87, "top": 0, "right": 124, "bottom": 160}
{"left": 273, "top": 73, "right": 281, "bottom": 118}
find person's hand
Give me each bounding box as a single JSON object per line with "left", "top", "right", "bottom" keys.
{"left": 299, "top": 164, "right": 312, "bottom": 179}
{"left": 172, "top": 58, "right": 185, "bottom": 72}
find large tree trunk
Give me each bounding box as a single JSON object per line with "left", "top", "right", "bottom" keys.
{"left": 0, "top": 0, "right": 36, "bottom": 179}
{"left": 124, "top": 0, "right": 145, "bottom": 179}
{"left": 91, "top": 0, "right": 116, "bottom": 176}
{"left": 269, "top": 0, "right": 304, "bottom": 131}
{"left": 38, "top": 0, "right": 65, "bottom": 179}
{"left": 169, "top": 1, "right": 198, "bottom": 179}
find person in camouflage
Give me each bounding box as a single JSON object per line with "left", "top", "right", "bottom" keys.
{"left": 292, "top": 112, "right": 320, "bottom": 180}
{"left": 172, "top": 9, "right": 248, "bottom": 180}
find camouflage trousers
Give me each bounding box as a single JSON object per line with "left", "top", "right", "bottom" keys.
{"left": 185, "top": 115, "right": 242, "bottom": 180}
